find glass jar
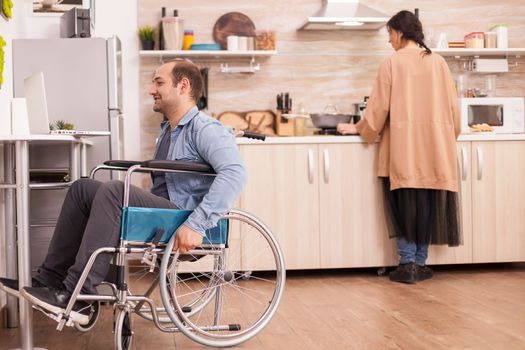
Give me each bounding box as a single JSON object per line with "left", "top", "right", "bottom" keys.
{"left": 294, "top": 117, "right": 309, "bottom": 136}
{"left": 183, "top": 29, "right": 194, "bottom": 50}
{"left": 255, "top": 30, "right": 276, "bottom": 50}
{"left": 464, "top": 32, "right": 484, "bottom": 48}
{"left": 484, "top": 32, "right": 497, "bottom": 48}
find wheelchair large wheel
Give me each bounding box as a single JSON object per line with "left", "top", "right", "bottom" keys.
{"left": 74, "top": 301, "right": 101, "bottom": 332}
{"left": 159, "top": 209, "right": 286, "bottom": 348}
{"left": 114, "top": 307, "right": 133, "bottom": 350}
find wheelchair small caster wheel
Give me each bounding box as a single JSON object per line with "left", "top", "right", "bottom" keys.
{"left": 115, "top": 307, "right": 133, "bottom": 350}
{"left": 377, "top": 267, "right": 387, "bottom": 276}
{"left": 242, "top": 271, "right": 252, "bottom": 281}
{"left": 75, "top": 301, "right": 101, "bottom": 332}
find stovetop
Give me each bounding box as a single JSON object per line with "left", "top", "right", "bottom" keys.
{"left": 315, "top": 128, "right": 339, "bottom": 135}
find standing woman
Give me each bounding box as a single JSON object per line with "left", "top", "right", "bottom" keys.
{"left": 337, "top": 10, "right": 461, "bottom": 283}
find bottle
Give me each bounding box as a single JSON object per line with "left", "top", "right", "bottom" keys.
{"left": 183, "top": 29, "right": 194, "bottom": 50}
{"left": 159, "top": 7, "right": 166, "bottom": 50}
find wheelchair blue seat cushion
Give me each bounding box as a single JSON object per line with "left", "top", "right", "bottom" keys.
{"left": 121, "top": 207, "right": 228, "bottom": 245}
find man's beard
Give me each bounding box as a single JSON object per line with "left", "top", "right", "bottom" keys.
{"left": 153, "top": 101, "right": 162, "bottom": 112}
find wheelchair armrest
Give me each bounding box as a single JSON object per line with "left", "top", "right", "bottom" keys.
{"left": 141, "top": 160, "right": 216, "bottom": 174}
{"left": 103, "top": 160, "right": 143, "bottom": 168}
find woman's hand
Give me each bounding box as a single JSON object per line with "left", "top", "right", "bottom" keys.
{"left": 337, "top": 123, "right": 358, "bottom": 135}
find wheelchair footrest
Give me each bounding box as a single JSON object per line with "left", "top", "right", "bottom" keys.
{"left": 32, "top": 305, "right": 75, "bottom": 329}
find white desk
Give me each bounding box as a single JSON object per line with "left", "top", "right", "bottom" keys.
{"left": 0, "top": 135, "right": 92, "bottom": 350}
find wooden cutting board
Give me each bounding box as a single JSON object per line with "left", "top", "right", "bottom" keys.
{"left": 217, "top": 111, "right": 248, "bottom": 131}
{"left": 213, "top": 12, "right": 256, "bottom": 50}
{"left": 245, "top": 110, "right": 276, "bottom": 135}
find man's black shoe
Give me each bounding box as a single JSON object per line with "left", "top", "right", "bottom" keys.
{"left": 0, "top": 277, "right": 46, "bottom": 297}
{"left": 21, "top": 286, "right": 90, "bottom": 325}
{"left": 416, "top": 265, "right": 434, "bottom": 281}
{"left": 389, "top": 262, "right": 417, "bottom": 284}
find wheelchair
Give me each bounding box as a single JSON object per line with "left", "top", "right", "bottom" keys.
{"left": 33, "top": 131, "right": 286, "bottom": 349}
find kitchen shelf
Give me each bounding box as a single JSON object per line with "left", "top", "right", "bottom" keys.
{"left": 433, "top": 48, "right": 525, "bottom": 57}
{"left": 140, "top": 50, "right": 277, "bottom": 75}
{"left": 139, "top": 50, "right": 277, "bottom": 59}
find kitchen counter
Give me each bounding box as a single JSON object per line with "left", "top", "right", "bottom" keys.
{"left": 237, "top": 133, "right": 525, "bottom": 145}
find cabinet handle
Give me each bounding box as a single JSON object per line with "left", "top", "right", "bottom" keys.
{"left": 307, "top": 149, "right": 314, "bottom": 184}
{"left": 476, "top": 146, "right": 484, "bottom": 180}
{"left": 323, "top": 149, "right": 330, "bottom": 184}
{"left": 461, "top": 146, "right": 468, "bottom": 181}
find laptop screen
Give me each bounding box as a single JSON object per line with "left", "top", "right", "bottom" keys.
{"left": 23, "top": 72, "right": 51, "bottom": 134}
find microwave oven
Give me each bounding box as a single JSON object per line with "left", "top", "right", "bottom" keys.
{"left": 460, "top": 97, "right": 525, "bottom": 134}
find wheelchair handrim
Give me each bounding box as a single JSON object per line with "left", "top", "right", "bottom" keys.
{"left": 159, "top": 209, "right": 286, "bottom": 346}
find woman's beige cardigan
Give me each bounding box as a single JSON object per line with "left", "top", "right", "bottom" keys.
{"left": 356, "top": 47, "right": 461, "bottom": 192}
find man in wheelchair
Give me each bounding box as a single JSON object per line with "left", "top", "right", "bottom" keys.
{"left": 0, "top": 60, "right": 247, "bottom": 325}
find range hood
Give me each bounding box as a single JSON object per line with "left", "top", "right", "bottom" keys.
{"left": 299, "top": 0, "right": 390, "bottom": 31}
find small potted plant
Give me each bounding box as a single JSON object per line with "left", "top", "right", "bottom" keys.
{"left": 138, "top": 26, "right": 155, "bottom": 50}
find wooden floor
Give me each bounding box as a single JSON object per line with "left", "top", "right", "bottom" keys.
{"left": 1, "top": 263, "right": 525, "bottom": 350}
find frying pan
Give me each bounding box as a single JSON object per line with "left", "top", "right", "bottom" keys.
{"left": 310, "top": 105, "right": 354, "bottom": 129}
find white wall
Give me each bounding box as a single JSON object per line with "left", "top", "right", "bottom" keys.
{"left": 92, "top": 0, "right": 140, "bottom": 163}
{"left": 0, "top": 1, "right": 62, "bottom": 121}
{"left": 0, "top": 0, "right": 140, "bottom": 314}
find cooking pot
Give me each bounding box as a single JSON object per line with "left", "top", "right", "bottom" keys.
{"left": 310, "top": 105, "right": 353, "bottom": 129}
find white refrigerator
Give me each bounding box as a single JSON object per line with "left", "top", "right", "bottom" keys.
{"left": 9, "top": 37, "right": 125, "bottom": 283}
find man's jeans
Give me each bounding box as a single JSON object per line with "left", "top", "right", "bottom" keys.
{"left": 396, "top": 237, "right": 429, "bottom": 266}
{"left": 34, "top": 178, "right": 176, "bottom": 294}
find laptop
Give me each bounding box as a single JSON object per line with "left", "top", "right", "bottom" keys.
{"left": 23, "top": 72, "right": 111, "bottom": 136}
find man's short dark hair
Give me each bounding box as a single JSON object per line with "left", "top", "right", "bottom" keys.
{"left": 170, "top": 61, "right": 203, "bottom": 103}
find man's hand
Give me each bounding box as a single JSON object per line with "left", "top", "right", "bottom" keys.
{"left": 173, "top": 225, "right": 204, "bottom": 254}
{"left": 337, "top": 123, "right": 358, "bottom": 135}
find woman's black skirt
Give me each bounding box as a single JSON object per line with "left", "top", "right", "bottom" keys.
{"left": 382, "top": 177, "right": 461, "bottom": 246}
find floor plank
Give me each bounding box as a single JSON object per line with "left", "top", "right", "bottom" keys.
{"left": 1, "top": 263, "right": 525, "bottom": 350}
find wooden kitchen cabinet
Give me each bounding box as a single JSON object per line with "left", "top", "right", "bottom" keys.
{"left": 239, "top": 144, "right": 321, "bottom": 269}
{"left": 238, "top": 139, "right": 525, "bottom": 271}
{"left": 317, "top": 143, "right": 396, "bottom": 268}
{"left": 471, "top": 141, "right": 525, "bottom": 262}
{"left": 427, "top": 142, "right": 473, "bottom": 264}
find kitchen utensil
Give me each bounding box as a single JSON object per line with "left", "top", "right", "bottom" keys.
{"left": 163, "top": 16, "right": 184, "bottom": 50}
{"left": 245, "top": 110, "right": 276, "bottom": 135}
{"left": 197, "top": 67, "right": 209, "bottom": 110}
{"left": 190, "top": 43, "right": 221, "bottom": 50}
{"left": 227, "top": 35, "right": 239, "bottom": 51}
{"left": 310, "top": 105, "right": 353, "bottom": 129}
{"left": 213, "top": 12, "right": 256, "bottom": 50}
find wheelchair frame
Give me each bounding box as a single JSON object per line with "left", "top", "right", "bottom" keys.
{"left": 46, "top": 160, "right": 286, "bottom": 349}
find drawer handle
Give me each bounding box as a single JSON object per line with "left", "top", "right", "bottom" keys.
{"left": 308, "top": 149, "right": 314, "bottom": 184}
{"left": 323, "top": 149, "right": 330, "bottom": 183}
{"left": 476, "top": 146, "right": 484, "bottom": 180}
{"left": 461, "top": 146, "right": 468, "bottom": 181}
